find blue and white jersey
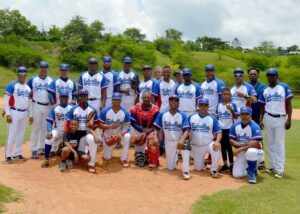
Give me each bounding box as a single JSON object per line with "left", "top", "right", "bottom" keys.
{"left": 48, "top": 78, "right": 77, "bottom": 104}
{"left": 27, "top": 75, "right": 53, "bottom": 104}
{"left": 100, "top": 105, "right": 130, "bottom": 136}
{"left": 100, "top": 70, "right": 121, "bottom": 98}
{"left": 119, "top": 69, "right": 139, "bottom": 95}
{"left": 154, "top": 110, "right": 189, "bottom": 141}
{"left": 5, "top": 81, "right": 31, "bottom": 110}
{"left": 67, "top": 105, "right": 99, "bottom": 131}
{"left": 189, "top": 113, "right": 221, "bottom": 146}
{"left": 175, "top": 82, "right": 202, "bottom": 112}
{"left": 201, "top": 78, "right": 225, "bottom": 113}
{"left": 47, "top": 104, "right": 73, "bottom": 131}
{"left": 229, "top": 120, "right": 262, "bottom": 145}
{"left": 258, "top": 82, "right": 293, "bottom": 115}
{"left": 138, "top": 79, "right": 159, "bottom": 102}
{"left": 216, "top": 102, "right": 238, "bottom": 129}
{"left": 230, "top": 82, "right": 257, "bottom": 112}
{"left": 78, "top": 71, "right": 108, "bottom": 99}
{"left": 157, "top": 79, "right": 176, "bottom": 111}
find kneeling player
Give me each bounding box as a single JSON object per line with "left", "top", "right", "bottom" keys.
{"left": 154, "top": 95, "right": 191, "bottom": 180}
{"left": 229, "top": 106, "right": 264, "bottom": 184}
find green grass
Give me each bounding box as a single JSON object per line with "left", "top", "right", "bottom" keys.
{"left": 292, "top": 95, "right": 300, "bottom": 109}
{"left": 192, "top": 120, "right": 300, "bottom": 214}
{"left": 0, "top": 184, "right": 21, "bottom": 213}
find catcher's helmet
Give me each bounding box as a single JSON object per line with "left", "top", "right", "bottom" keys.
{"left": 135, "top": 152, "right": 147, "bottom": 167}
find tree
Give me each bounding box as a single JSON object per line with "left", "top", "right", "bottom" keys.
{"left": 123, "top": 27, "right": 146, "bottom": 43}
{"left": 48, "top": 25, "right": 62, "bottom": 42}
{"left": 287, "top": 44, "right": 299, "bottom": 52}
{"left": 232, "top": 37, "right": 241, "bottom": 49}
{"left": 253, "top": 41, "right": 278, "bottom": 56}
{"left": 165, "top": 28, "right": 183, "bottom": 41}
{"left": 90, "top": 20, "right": 105, "bottom": 40}
{"left": 195, "top": 36, "right": 229, "bottom": 51}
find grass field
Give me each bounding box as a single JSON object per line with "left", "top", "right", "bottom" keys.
{"left": 192, "top": 120, "right": 300, "bottom": 214}
{"left": 0, "top": 184, "right": 21, "bottom": 213}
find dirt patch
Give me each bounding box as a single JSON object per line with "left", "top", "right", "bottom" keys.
{"left": 0, "top": 144, "right": 246, "bottom": 214}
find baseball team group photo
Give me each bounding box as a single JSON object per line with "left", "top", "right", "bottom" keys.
{"left": 0, "top": 1, "right": 300, "bottom": 213}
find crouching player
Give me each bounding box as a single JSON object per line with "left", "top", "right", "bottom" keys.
{"left": 100, "top": 93, "right": 131, "bottom": 167}
{"left": 154, "top": 95, "right": 191, "bottom": 180}
{"left": 229, "top": 106, "right": 264, "bottom": 184}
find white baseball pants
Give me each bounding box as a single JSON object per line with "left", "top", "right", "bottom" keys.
{"left": 77, "top": 134, "right": 98, "bottom": 167}
{"left": 165, "top": 140, "right": 190, "bottom": 173}
{"left": 103, "top": 133, "right": 131, "bottom": 161}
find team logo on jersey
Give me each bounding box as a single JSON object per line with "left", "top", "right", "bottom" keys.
{"left": 237, "top": 133, "right": 251, "bottom": 144}
{"left": 55, "top": 112, "right": 68, "bottom": 121}
{"left": 191, "top": 122, "right": 210, "bottom": 132}
{"left": 178, "top": 90, "right": 193, "bottom": 99}
{"left": 139, "top": 84, "right": 151, "bottom": 93}
{"left": 203, "top": 87, "right": 215, "bottom": 95}
{"left": 220, "top": 111, "right": 232, "bottom": 119}
{"left": 35, "top": 82, "right": 48, "bottom": 91}
{"left": 83, "top": 78, "right": 100, "bottom": 86}
{"left": 162, "top": 88, "right": 172, "bottom": 96}
{"left": 16, "top": 89, "right": 30, "bottom": 97}
{"left": 121, "top": 77, "right": 133, "bottom": 85}
{"left": 265, "top": 92, "right": 283, "bottom": 102}
{"left": 106, "top": 118, "right": 122, "bottom": 125}
{"left": 163, "top": 121, "right": 181, "bottom": 131}
{"left": 74, "top": 114, "right": 88, "bottom": 123}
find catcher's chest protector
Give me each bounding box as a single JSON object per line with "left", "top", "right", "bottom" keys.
{"left": 135, "top": 103, "right": 159, "bottom": 128}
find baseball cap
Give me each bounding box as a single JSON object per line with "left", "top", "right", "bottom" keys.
{"left": 16, "top": 66, "right": 28, "bottom": 76}
{"left": 39, "top": 61, "right": 49, "bottom": 67}
{"left": 123, "top": 56, "right": 132, "bottom": 63}
{"left": 88, "top": 58, "right": 98, "bottom": 64}
{"left": 240, "top": 106, "right": 252, "bottom": 114}
{"left": 169, "top": 95, "right": 179, "bottom": 101}
{"left": 234, "top": 73, "right": 244, "bottom": 77}
{"left": 198, "top": 98, "right": 209, "bottom": 105}
{"left": 112, "top": 92, "right": 122, "bottom": 100}
{"left": 102, "top": 56, "right": 112, "bottom": 63}
{"left": 78, "top": 89, "right": 89, "bottom": 95}
{"left": 233, "top": 68, "right": 244, "bottom": 74}
{"left": 59, "top": 63, "right": 69, "bottom": 70}
{"left": 182, "top": 68, "right": 192, "bottom": 75}
{"left": 266, "top": 68, "right": 278, "bottom": 76}
{"left": 173, "top": 70, "right": 182, "bottom": 76}
{"left": 59, "top": 90, "right": 69, "bottom": 97}
{"left": 205, "top": 64, "right": 215, "bottom": 71}
{"left": 142, "top": 65, "right": 152, "bottom": 71}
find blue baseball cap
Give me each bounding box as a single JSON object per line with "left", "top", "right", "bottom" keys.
{"left": 112, "top": 92, "right": 122, "bottom": 100}
{"left": 233, "top": 68, "right": 244, "bottom": 74}
{"left": 59, "top": 63, "right": 69, "bottom": 70}
{"left": 169, "top": 95, "right": 179, "bottom": 101}
{"left": 198, "top": 98, "right": 209, "bottom": 105}
{"left": 123, "top": 56, "right": 132, "bottom": 63}
{"left": 142, "top": 65, "right": 152, "bottom": 71}
{"left": 16, "top": 66, "right": 28, "bottom": 76}
{"left": 88, "top": 58, "right": 98, "bottom": 64}
{"left": 39, "top": 61, "right": 48, "bottom": 67}
{"left": 102, "top": 56, "right": 112, "bottom": 63}
{"left": 266, "top": 68, "right": 278, "bottom": 76}
{"left": 59, "top": 90, "right": 69, "bottom": 97}
{"left": 182, "top": 68, "right": 192, "bottom": 75}
{"left": 205, "top": 64, "right": 215, "bottom": 71}
{"left": 240, "top": 106, "right": 252, "bottom": 114}
{"left": 78, "top": 89, "right": 89, "bottom": 95}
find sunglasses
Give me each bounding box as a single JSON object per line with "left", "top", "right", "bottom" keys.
{"left": 17, "top": 72, "right": 27, "bottom": 76}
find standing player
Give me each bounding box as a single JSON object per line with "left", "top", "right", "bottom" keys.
{"left": 216, "top": 88, "right": 238, "bottom": 173}
{"left": 66, "top": 89, "right": 100, "bottom": 173}
{"left": 27, "top": 61, "right": 53, "bottom": 158}
{"left": 154, "top": 95, "right": 190, "bottom": 179}
{"left": 4, "top": 66, "right": 32, "bottom": 163}
{"left": 119, "top": 56, "right": 140, "bottom": 110}
{"left": 153, "top": 66, "right": 162, "bottom": 80}
{"left": 100, "top": 93, "right": 131, "bottom": 167}
{"left": 173, "top": 70, "right": 183, "bottom": 88}
{"left": 201, "top": 64, "right": 225, "bottom": 114}
{"left": 230, "top": 68, "right": 257, "bottom": 113}
{"left": 48, "top": 64, "right": 77, "bottom": 105}
{"left": 138, "top": 65, "right": 159, "bottom": 104}
{"left": 100, "top": 56, "right": 121, "bottom": 107}
{"left": 189, "top": 98, "right": 222, "bottom": 178}
{"left": 259, "top": 68, "right": 293, "bottom": 179}
{"left": 230, "top": 106, "right": 264, "bottom": 184}
{"left": 175, "top": 68, "right": 202, "bottom": 116}
{"left": 41, "top": 91, "right": 73, "bottom": 168}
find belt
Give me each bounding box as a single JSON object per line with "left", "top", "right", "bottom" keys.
{"left": 88, "top": 98, "right": 99, "bottom": 101}
{"left": 33, "top": 100, "right": 49, "bottom": 106}
{"left": 266, "top": 112, "right": 286, "bottom": 118}
{"left": 10, "top": 107, "right": 27, "bottom": 112}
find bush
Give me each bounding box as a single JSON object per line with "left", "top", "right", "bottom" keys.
{"left": 245, "top": 55, "right": 270, "bottom": 70}
{"left": 154, "top": 38, "right": 178, "bottom": 56}
{"left": 287, "top": 56, "right": 300, "bottom": 68}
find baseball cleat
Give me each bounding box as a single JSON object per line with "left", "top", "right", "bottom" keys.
{"left": 121, "top": 160, "right": 129, "bottom": 168}
{"left": 219, "top": 165, "right": 229, "bottom": 173}
{"left": 60, "top": 161, "right": 66, "bottom": 172}
{"left": 183, "top": 172, "right": 191, "bottom": 180}
{"left": 266, "top": 168, "right": 275, "bottom": 174}
{"left": 31, "top": 151, "right": 39, "bottom": 159}
{"left": 247, "top": 170, "right": 257, "bottom": 184}
{"left": 211, "top": 171, "right": 218, "bottom": 178}
{"left": 116, "top": 142, "right": 122, "bottom": 149}
{"left": 258, "top": 161, "right": 266, "bottom": 170}
{"left": 38, "top": 149, "right": 45, "bottom": 156}
{"left": 13, "top": 155, "right": 26, "bottom": 161}
{"left": 5, "top": 157, "right": 13, "bottom": 164}
{"left": 41, "top": 160, "right": 50, "bottom": 168}
{"left": 88, "top": 165, "right": 96, "bottom": 173}
{"left": 66, "top": 159, "right": 74, "bottom": 169}
{"left": 275, "top": 173, "right": 284, "bottom": 179}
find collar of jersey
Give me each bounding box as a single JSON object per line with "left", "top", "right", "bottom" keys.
{"left": 198, "top": 113, "right": 209, "bottom": 118}
{"left": 88, "top": 71, "right": 98, "bottom": 76}
{"left": 206, "top": 78, "right": 215, "bottom": 83}
{"left": 60, "top": 77, "right": 69, "bottom": 82}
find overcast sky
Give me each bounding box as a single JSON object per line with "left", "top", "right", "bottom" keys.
{"left": 1, "top": 0, "right": 300, "bottom": 48}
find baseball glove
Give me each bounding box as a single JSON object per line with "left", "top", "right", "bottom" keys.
{"left": 177, "top": 139, "right": 191, "bottom": 151}
{"left": 131, "top": 133, "right": 147, "bottom": 146}
{"left": 86, "top": 111, "right": 95, "bottom": 128}
{"left": 130, "top": 74, "right": 139, "bottom": 90}
{"left": 105, "top": 135, "right": 120, "bottom": 147}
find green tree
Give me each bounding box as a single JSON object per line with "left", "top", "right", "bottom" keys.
{"left": 196, "top": 36, "right": 229, "bottom": 51}
{"left": 287, "top": 44, "right": 299, "bottom": 52}
{"left": 232, "top": 37, "right": 242, "bottom": 49}
{"left": 165, "top": 28, "right": 182, "bottom": 41}
{"left": 253, "top": 41, "right": 278, "bottom": 57}
{"left": 90, "top": 20, "right": 105, "bottom": 40}
{"left": 48, "top": 25, "right": 62, "bottom": 42}
{"left": 123, "top": 27, "right": 146, "bottom": 43}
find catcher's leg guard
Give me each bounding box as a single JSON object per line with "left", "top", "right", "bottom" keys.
{"left": 146, "top": 147, "right": 160, "bottom": 168}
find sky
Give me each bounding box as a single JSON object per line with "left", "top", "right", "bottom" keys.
{"left": 1, "top": 0, "right": 300, "bottom": 48}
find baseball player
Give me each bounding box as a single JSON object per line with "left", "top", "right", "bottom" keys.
{"left": 229, "top": 106, "right": 264, "bottom": 184}
{"left": 100, "top": 56, "right": 121, "bottom": 107}
{"left": 78, "top": 58, "right": 108, "bottom": 113}
{"left": 4, "top": 66, "right": 32, "bottom": 163}
{"left": 41, "top": 90, "right": 73, "bottom": 168}
{"left": 48, "top": 64, "right": 77, "bottom": 105}
{"left": 189, "top": 98, "right": 222, "bottom": 178}
{"left": 230, "top": 68, "right": 257, "bottom": 113}
{"left": 66, "top": 89, "right": 100, "bottom": 173}
{"left": 259, "top": 68, "right": 293, "bottom": 179}
{"left": 154, "top": 95, "right": 191, "bottom": 180}
{"left": 119, "top": 56, "right": 140, "bottom": 110}
{"left": 100, "top": 93, "right": 131, "bottom": 167}
{"left": 173, "top": 70, "right": 183, "bottom": 88}
{"left": 153, "top": 66, "right": 163, "bottom": 80}
{"left": 201, "top": 64, "right": 225, "bottom": 114}
{"left": 138, "top": 65, "right": 159, "bottom": 104}
{"left": 27, "top": 61, "right": 53, "bottom": 158}
{"left": 175, "top": 68, "right": 202, "bottom": 116}
{"left": 216, "top": 88, "right": 238, "bottom": 173}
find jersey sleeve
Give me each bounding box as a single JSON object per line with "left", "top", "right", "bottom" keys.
{"left": 101, "top": 75, "right": 108, "bottom": 89}
{"left": 124, "top": 109, "right": 131, "bottom": 124}
{"left": 113, "top": 72, "right": 121, "bottom": 86}
{"left": 217, "top": 79, "right": 226, "bottom": 94}
{"left": 47, "top": 79, "right": 56, "bottom": 94}
{"left": 251, "top": 122, "right": 263, "bottom": 141}
{"left": 27, "top": 77, "right": 34, "bottom": 89}
{"left": 99, "top": 108, "right": 108, "bottom": 123}
{"left": 229, "top": 124, "right": 237, "bottom": 139}
{"left": 46, "top": 108, "right": 56, "bottom": 123}
{"left": 181, "top": 112, "right": 190, "bottom": 129}
{"left": 232, "top": 102, "right": 238, "bottom": 113}
{"left": 247, "top": 84, "right": 257, "bottom": 96}
{"left": 282, "top": 83, "right": 294, "bottom": 100}
{"left": 77, "top": 73, "right": 84, "bottom": 87}
{"left": 71, "top": 80, "right": 77, "bottom": 96}
{"left": 153, "top": 112, "right": 163, "bottom": 129}
{"left": 151, "top": 80, "right": 159, "bottom": 97}
{"left": 212, "top": 116, "right": 222, "bottom": 134}
{"left": 194, "top": 83, "right": 202, "bottom": 99}
{"left": 67, "top": 106, "right": 76, "bottom": 121}
{"left": 258, "top": 88, "right": 266, "bottom": 103}
{"left": 4, "top": 82, "right": 15, "bottom": 96}
{"left": 130, "top": 106, "right": 137, "bottom": 122}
